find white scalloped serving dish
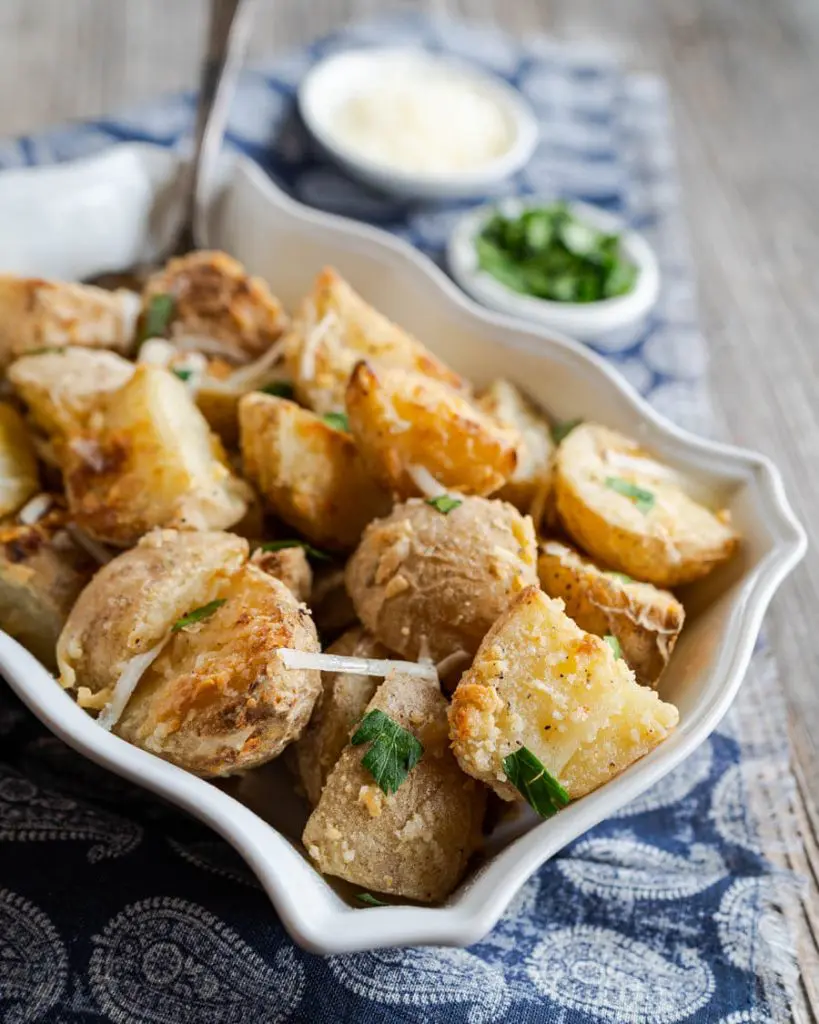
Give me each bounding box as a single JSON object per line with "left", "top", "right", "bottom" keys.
{"left": 0, "top": 144, "right": 805, "bottom": 954}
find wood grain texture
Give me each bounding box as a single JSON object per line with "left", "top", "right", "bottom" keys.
{"left": 0, "top": 0, "right": 816, "bottom": 1014}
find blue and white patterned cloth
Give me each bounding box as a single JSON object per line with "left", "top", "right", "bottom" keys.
{"left": 0, "top": 14, "right": 802, "bottom": 1024}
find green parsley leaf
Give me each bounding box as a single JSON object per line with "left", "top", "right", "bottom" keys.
{"left": 502, "top": 746, "right": 570, "bottom": 819}
{"left": 551, "top": 418, "right": 583, "bottom": 445}
{"left": 605, "top": 476, "right": 655, "bottom": 514}
{"left": 259, "top": 539, "right": 331, "bottom": 562}
{"left": 172, "top": 367, "right": 193, "bottom": 382}
{"left": 260, "top": 380, "right": 295, "bottom": 399}
{"left": 138, "top": 293, "right": 175, "bottom": 345}
{"left": 603, "top": 634, "right": 623, "bottom": 659}
{"left": 357, "top": 892, "right": 388, "bottom": 907}
{"left": 426, "top": 494, "right": 462, "bottom": 515}
{"left": 323, "top": 411, "right": 349, "bottom": 432}
{"left": 605, "top": 571, "right": 633, "bottom": 584}
{"left": 351, "top": 709, "right": 424, "bottom": 796}
{"left": 171, "top": 598, "right": 226, "bottom": 632}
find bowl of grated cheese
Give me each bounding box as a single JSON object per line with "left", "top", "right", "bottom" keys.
{"left": 298, "top": 47, "right": 539, "bottom": 199}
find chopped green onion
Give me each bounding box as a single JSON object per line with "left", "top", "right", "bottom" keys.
{"left": 426, "top": 495, "right": 462, "bottom": 515}
{"left": 171, "top": 598, "right": 226, "bottom": 632}
{"left": 172, "top": 367, "right": 193, "bottom": 382}
{"left": 502, "top": 746, "right": 570, "bottom": 819}
{"left": 605, "top": 476, "right": 655, "bottom": 514}
{"left": 138, "top": 293, "right": 175, "bottom": 345}
{"left": 259, "top": 539, "right": 331, "bottom": 562}
{"left": 604, "top": 634, "right": 623, "bottom": 659}
{"left": 323, "top": 411, "right": 349, "bottom": 432}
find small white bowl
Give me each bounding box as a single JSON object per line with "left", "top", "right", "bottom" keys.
{"left": 448, "top": 197, "right": 660, "bottom": 339}
{"left": 298, "top": 47, "right": 538, "bottom": 200}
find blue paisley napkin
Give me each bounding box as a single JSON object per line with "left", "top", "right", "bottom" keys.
{"left": 0, "top": 14, "right": 803, "bottom": 1024}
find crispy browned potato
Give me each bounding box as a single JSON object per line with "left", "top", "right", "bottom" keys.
{"left": 115, "top": 565, "right": 320, "bottom": 777}
{"left": 57, "top": 528, "right": 249, "bottom": 697}
{"left": 538, "top": 539, "right": 684, "bottom": 687}
{"left": 141, "top": 250, "right": 288, "bottom": 362}
{"left": 0, "top": 503, "right": 97, "bottom": 668}
{"left": 63, "top": 365, "right": 250, "bottom": 546}
{"left": 554, "top": 422, "right": 739, "bottom": 586}
{"left": 8, "top": 347, "right": 134, "bottom": 438}
{"left": 250, "top": 543, "right": 312, "bottom": 603}
{"left": 449, "top": 586, "right": 679, "bottom": 802}
{"left": 0, "top": 403, "right": 40, "bottom": 517}
{"left": 0, "top": 276, "right": 139, "bottom": 367}
{"left": 345, "top": 496, "right": 538, "bottom": 662}
{"left": 284, "top": 266, "right": 464, "bottom": 414}
{"left": 302, "top": 668, "right": 486, "bottom": 902}
{"left": 293, "top": 626, "right": 389, "bottom": 806}
{"left": 478, "top": 378, "right": 555, "bottom": 526}
{"left": 239, "top": 392, "right": 390, "bottom": 552}
{"left": 346, "top": 362, "right": 518, "bottom": 499}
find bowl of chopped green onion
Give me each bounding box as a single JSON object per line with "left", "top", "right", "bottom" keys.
{"left": 447, "top": 198, "right": 660, "bottom": 340}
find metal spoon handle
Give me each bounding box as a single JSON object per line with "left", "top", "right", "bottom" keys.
{"left": 177, "top": 0, "right": 259, "bottom": 251}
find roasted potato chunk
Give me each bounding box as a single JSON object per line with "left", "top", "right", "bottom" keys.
{"left": 0, "top": 503, "right": 97, "bottom": 668}
{"left": 250, "top": 543, "right": 312, "bottom": 603}
{"left": 63, "top": 365, "right": 250, "bottom": 546}
{"left": 449, "top": 586, "right": 679, "bottom": 802}
{"left": 57, "top": 528, "right": 248, "bottom": 698}
{"left": 0, "top": 403, "right": 39, "bottom": 516}
{"left": 239, "top": 392, "right": 390, "bottom": 552}
{"left": 303, "top": 669, "right": 486, "bottom": 902}
{"left": 554, "top": 423, "right": 738, "bottom": 587}
{"left": 538, "top": 539, "right": 684, "bottom": 687}
{"left": 346, "top": 362, "right": 518, "bottom": 499}
{"left": 309, "top": 565, "right": 358, "bottom": 638}
{"left": 478, "top": 379, "right": 555, "bottom": 525}
{"left": 284, "top": 267, "right": 463, "bottom": 414}
{"left": 8, "top": 347, "right": 134, "bottom": 438}
{"left": 293, "top": 626, "right": 389, "bottom": 806}
{"left": 0, "top": 276, "right": 139, "bottom": 367}
{"left": 141, "top": 250, "right": 288, "bottom": 362}
{"left": 116, "top": 565, "right": 320, "bottom": 777}
{"left": 346, "top": 496, "right": 538, "bottom": 662}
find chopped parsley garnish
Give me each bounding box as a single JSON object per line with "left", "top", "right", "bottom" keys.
{"left": 502, "top": 746, "right": 570, "bottom": 819}
{"left": 476, "top": 203, "right": 638, "bottom": 304}
{"left": 603, "top": 634, "right": 623, "bottom": 659}
{"left": 605, "top": 476, "right": 655, "bottom": 514}
{"left": 171, "top": 599, "right": 226, "bottom": 632}
{"left": 24, "top": 346, "right": 65, "bottom": 357}
{"left": 426, "top": 494, "right": 462, "bottom": 515}
{"left": 259, "top": 539, "right": 331, "bottom": 562}
{"left": 323, "top": 411, "right": 349, "bottom": 432}
{"left": 260, "top": 381, "right": 295, "bottom": 399}
{"left": 551, "top": 418, "right": 583, "bottom": 445}
{"left": 351, "top": 709, "right": 424, "bottom": 796}
{"left": 172, "top": 367, "right": 193, "bottom": 382}
{"left": 138, "top": 293, "right": 175, "bottom": 345}
{"left": 357, "top": 892, "right": 388, "bottom": 907}
{"left": 605, "top": 571, "right": 633, "bottom": 584}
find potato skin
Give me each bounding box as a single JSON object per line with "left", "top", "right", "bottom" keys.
{"left": 346, "top": 361, "right": 518, "bottom": 499}
{"left": 116, "top": 565, "right": 320, "bottom": 777}
{"left": 478, "top": 378, "right": 555, "bottom": 525}
{"left": 345, "top": 496, "right": 538, "bottom": 662}
{"left": 293, "top": 626, "right": 388, "bottom": 806}
{"left": 239, "top": 392, "right": 390, "bottom": 552}
{"left": 250, "top": 544, "right": 312, "bottom": 602}
{"left": 538, "top": 539, "right": 684, "bottom": 687}
{"left": 0, "top": 403, "right": 40, "bottom": 517}
{"left": 449, "top": 586, "right": 679, "bottom": 802}
{"left": 142, "top": 250, "right": 288, "bottom": 362}
{"left": 554, "top": 422, "right": 738, "bottom": 587}
{"left": 8, "top": 347, "right": 135, "bottom": 438}
{"left": 57, "top": 528, "right": 248, "bottom": 696}
{"left": 0, "top": 504, "right": 97, "bottom": 669}
{"left": 284, "top": 266, "right": 464, "bottom": 414}
{"left": 302, "top": 669, "right": 486, "bottom": 902}
{"left": 0, "top": 276, "right": 138, "bottom": 368}
{"left": 63, "top": 365, "right": 250, "bottom": 546}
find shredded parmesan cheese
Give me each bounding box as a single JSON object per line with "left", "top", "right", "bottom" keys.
{"left": 66, "top": 525, "right": 113, "bottom": 565}
{"left": 17, "top": 493, "right": 54, "bottom": 526}
{"left": 225, "top": 338, "right": 287, "bottom": 390}
{"left": 299, "top": 310, "right": 338, "bottom": 382}
{"left": 95, "top": 638, "right": 170, "bottom": 732}
{"left": 275, "top": 647, "right": 438, "bottom": 682}
{"left": 407, "top": 464, "right": 446, "bottom": 498}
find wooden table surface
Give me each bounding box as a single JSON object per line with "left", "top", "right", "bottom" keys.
{"left": 1, "top": 0, "right": 817, "bottom": 1015}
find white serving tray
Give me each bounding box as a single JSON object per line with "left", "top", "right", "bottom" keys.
{"left": 0, "top": 144, "right": 805, "bottom": 953}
